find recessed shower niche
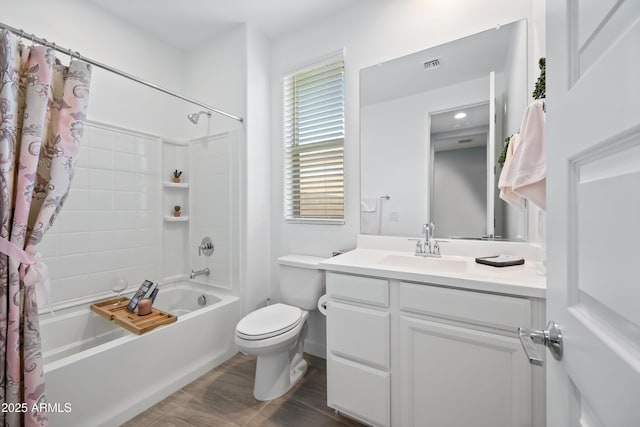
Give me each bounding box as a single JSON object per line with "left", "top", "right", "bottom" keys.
{"left": 163, "top": 141, "right": 190, "bottom": 223}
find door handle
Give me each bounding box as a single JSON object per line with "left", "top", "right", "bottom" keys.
{"left": 518, "top": 321, "right": 563, "bottom": 366}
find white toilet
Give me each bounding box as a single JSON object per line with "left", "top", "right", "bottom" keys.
{"left": 235, "top": 254, "right": 325, "bottom": 401}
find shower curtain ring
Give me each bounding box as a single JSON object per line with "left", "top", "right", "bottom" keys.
{"left": 30, "top": 33, "right": 35, "bottom": 46}
{"left": 18, "top": 30, "right": 24, "bottom": 41}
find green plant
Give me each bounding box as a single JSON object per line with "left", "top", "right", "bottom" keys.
{"left": 174, "top": 205, "right": 181, "bottom": 212}
{"left": 173, "top": 169, "right": 183, "bottom": 179}
{"left": 533, "top": 57, "right": 545, "bottom": 100}
{"left": 497, "top": 137, "right": 510, "bottom": 168}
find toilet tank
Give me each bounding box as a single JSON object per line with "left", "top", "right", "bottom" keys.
{"left": 278, "top": 255, "right": 326, "bottom": 310}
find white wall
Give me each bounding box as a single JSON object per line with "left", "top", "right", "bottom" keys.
{"left": 361, "top": 77, "right": 489, "bottom": 237}
{"left": 242, "top": 27, "right": 272, "bottom": 315}
{"left": 181, "top": 25, "right": 249, "bottom": 299}
{"left": 503, "top": 20, "right": 529, "bottom": 139}
{"left": 1, "top": 0, "right": 189, "bottom": 139}
{"left": 183, "top": 25, "right": 247, "bottom": 139}
{"left": 183, "top": 24, "right": 272, "bottom": 315}
{"left": 270, "top": 0, "right": 542, "bottom": 357}
{"left": 501, "top": 19, "right": 529, "bottom": 240}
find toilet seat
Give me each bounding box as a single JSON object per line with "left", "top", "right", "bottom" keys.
{"left": 236, "top": 303, "right": 302, "bottom": 341}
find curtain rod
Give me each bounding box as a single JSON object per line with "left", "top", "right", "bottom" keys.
{"left": 0, "top": 22, "right": 243, "bottom": 123}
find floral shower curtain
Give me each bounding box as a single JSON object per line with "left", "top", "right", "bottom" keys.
{"left": 0, "top": 30, "right": 91, "bottom": 426}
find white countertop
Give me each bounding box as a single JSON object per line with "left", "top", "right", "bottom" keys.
{"left": 320, "top": 248, "right": 547, "bottom": 299}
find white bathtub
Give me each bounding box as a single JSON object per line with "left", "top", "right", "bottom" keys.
{"left": 40, "top": 281, "right": 241, "bottom": 427}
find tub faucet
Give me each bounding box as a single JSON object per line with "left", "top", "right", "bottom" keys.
{"left": 190, "top": 268, "right": 210, "bottom": 279}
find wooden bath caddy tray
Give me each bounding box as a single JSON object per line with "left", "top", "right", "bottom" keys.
{"left": 91, "top": 298, "right": 177, "bottom": 335}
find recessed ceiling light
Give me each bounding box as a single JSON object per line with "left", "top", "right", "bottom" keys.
{"left": 454, "top": 112, "right": 467, "bottom": 120}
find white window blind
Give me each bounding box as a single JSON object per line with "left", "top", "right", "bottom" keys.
{"left": 284, "top": 53, "right": 345, "bottom": 223}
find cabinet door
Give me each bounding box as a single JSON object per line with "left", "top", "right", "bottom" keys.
{"left": 328, "top": 354, "right": 390, "bottom": 427}
{"left": 400, "top": 316, "right": 531, "bottom": 427}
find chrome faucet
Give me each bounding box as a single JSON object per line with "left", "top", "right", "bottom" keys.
{"left": 190, "top": 267, "right": 210, "bottom": 279}
{"left": 409, "top": 222, "right": 441, "bottom": 257}
{"left": 423, "top": 222, "right": 434, "bottom": 253}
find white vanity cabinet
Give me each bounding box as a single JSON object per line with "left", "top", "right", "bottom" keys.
{"left": 326, "top": 272, "right": 545, "bottom": 427}
{"left": 398, "top": 281, "right": 538, "bottom": 427}
{"left": 326, "top": 272, "right": 391, "bottom": 427}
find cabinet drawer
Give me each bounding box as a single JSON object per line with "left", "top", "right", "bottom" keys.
{"left": 399, "top": 281, "right": 531, "bottom": 330}
{"left": 327, "top": 272, "right": 389, "bottom": 307}
{"left": 328, "top": 354, "right": 390, "bottom": 427}
{"left": 327, "top": 301, "right": 390, "bottom": 368}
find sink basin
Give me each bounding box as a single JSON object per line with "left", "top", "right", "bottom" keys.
{"left": 377, "top": 254, "right": 469, "bottom": 274}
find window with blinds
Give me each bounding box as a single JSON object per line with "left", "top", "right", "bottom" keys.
{"left": 284, "top": 53, "right": 345, "bottom": 224}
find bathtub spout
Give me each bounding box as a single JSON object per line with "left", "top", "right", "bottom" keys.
{"left": 190, "top": 268, "right": 210, "bottom": 279}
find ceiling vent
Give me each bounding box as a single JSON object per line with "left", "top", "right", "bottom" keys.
{"left": 458, "top": 139, "right": 473, "bottom": 144}
{"left": 423, "top": 58, "right": 440, "bottom": 71}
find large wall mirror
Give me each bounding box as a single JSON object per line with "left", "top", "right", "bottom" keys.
{"left": 360, "top": 19, "right": 528, "bottom": 240}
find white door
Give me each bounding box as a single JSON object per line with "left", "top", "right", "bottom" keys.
{"left": 546, "top": 1, "right": 640, "bottom": 425}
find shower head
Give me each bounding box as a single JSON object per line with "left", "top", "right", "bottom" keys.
{"left": 187, "top": 110, "right": 212, "bottom": 124}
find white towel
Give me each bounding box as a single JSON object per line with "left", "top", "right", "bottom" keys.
{"left": 511, "top": 100, "right": 546, "bottom": 210}
{"left": 360, "top": 197, "right": 380, "bottom": 234}
{"left": 360, "top": 197, "right": 378, "bottom": 212}
{"left": 498, "top": 134, "right": 526, "bottom": 210}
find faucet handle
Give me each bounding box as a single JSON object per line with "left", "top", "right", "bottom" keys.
{"left": 433, "top": 241, "right": 440, "bottom": 255}
{"left": 408, "top": 238, "right": 423, "bottom": 253}
{"left": 198, "top": 237, "right": 214, "bottom": 257}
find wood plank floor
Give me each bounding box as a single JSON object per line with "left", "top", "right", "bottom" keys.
{"left": 123, "top": 353, "right": 367, "bottom": 427}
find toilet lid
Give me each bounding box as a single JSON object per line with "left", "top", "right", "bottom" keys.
{"left": 236, "top": 303, "right": 302, "bottom": 340}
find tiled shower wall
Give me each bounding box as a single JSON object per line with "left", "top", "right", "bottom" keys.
{"left": 40, "top": 122, "right": 163, "bottom": 305}
{"left": 38, "top": 122, "right": 240, "bottom": 307}
{"left": 189, "top": 132, "right": 240, "bottom": 290}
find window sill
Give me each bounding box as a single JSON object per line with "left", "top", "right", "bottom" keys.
{"left": 285, "top": 218, "right": 345, "bottom": 225}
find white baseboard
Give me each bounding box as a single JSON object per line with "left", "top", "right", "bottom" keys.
{"left": 304, "top": 338, "right": 326, "bottom": 359}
